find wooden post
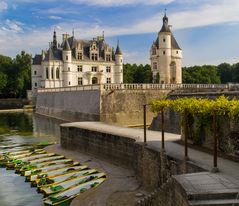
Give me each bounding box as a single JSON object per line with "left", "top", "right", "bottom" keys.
{"left": 161, "top": 108, "right": 165, "bottom": 150}
{"left": 212, "top": 111, "right": 219, "bottom": 172}
{"left": 143, "top": 104, "right": 147, "bottom": 143}
{"left": 184, "top": 109, "right": 188, "bottom": 159}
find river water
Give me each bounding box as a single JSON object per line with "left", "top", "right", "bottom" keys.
{"left": 0, "top": 112, "right": 65, "bottom": 206}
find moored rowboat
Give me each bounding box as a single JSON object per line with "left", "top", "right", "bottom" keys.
{"left": 43, "top": 178, "right": 106, "bottom": 206}
{"left": 36, "top": 169, "right": 97, "bottom": 188}
{"left": 41, "top": 172, "right": 106, "bottom": 196}
{"left": 30, "top": 164, "right": 85, "bottom": 182}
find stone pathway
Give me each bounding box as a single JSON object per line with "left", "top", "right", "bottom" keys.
{"left": 59, "top": 122, "right": 239, "bottom": 205}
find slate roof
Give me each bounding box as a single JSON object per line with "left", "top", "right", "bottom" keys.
{"left": 32, "top": 54, "right": 42, "bottom": 65}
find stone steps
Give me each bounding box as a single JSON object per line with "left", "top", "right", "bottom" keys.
{"left": 188, "top": 191, "right": 239, "bottom": 206}
{"left": 189, "top": 198, "right": 239, "bottom": 206}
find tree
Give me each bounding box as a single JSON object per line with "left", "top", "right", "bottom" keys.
{"left": 218, "top": 63, "right": 232, "bottom": 83}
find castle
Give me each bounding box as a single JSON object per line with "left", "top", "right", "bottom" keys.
{"left": 150, "top": 12, "right": 182, "bottom": 84}
{"left": 31, "top": 32, "right": 123, "bottom": 90}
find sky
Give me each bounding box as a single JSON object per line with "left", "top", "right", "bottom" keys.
{"left": 0, "top": 0, "right": 239, "bottom": 66}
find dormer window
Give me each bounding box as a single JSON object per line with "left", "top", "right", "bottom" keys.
{"left": 77, "top": 52, "right": 83, "bottom": 60}
{"left": 91, "top": 53, "right": 98, "bottom": 61}
{"left": 106, "top": 54, "right": 111, "bottom": 61}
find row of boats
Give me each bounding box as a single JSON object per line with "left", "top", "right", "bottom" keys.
{"left": 0, "top": 146, "right": 106, "bottom": 206}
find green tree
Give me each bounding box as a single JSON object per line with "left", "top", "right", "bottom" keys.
{"left": 218, "top": 63, "right": 232, "bottom": 83}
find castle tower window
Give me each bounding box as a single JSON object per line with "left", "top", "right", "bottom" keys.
{"left": 56, "top": 68, "right": 60, "bottom": 79}
{"left": 46, "top": 68, "right": 49, "bottom": 79}
{"left": 106, "top": 77, "right": 111, "bottom": 83}
{"left": 34, "top": 82, "right": 37, "bottom": 87}
{"left": 77, "top": 65, "right": 83, "bottom": 72}
{"left": 34, "top": 71, "right": 37, "bottom": 75}
{"left": 66, "top": 56, "right": 68, "bottom": 61}
{"left": 69, "top": 81, "right": 71, "bottom": 85}
{"left": 163, "top": 38, "right": 166, "bottom": 42}
{"left": 163, "top": 51, "right": 166, "bottom": 55}
{"left": 68, "top": 67, "right": 70, "bottom": 71}
{"left": 78, "top": 77, "right": 83, "bottom": 85}
{"left": 106, "top": 66, "right": 111, "bottom": 73}
{"left": 51, "top": 68, "right": 54, "bottom": 79}
{"left": 153, "top": 62, "right": 157, "bottom": 70}
{"left": 176, "top": 51, "right": 179, "bottom": 54}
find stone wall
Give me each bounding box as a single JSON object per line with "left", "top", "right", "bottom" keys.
{"left": 36, "top": 90, "right": 100, "bottom": 122}
{"left": 100, "top": 89, "right": 170, "bottom": 126}
{"left": 60, "top": 124, "right": 204, "bottom": 193}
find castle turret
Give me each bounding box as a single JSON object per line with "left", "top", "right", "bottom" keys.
{"left": 62, "top": 38, "right": 72, "bottom": 86}
{"left": 150, "top": 11, "right": 182, "bottom": 84}
{"left": 53, "top": 31, "right": 57, "bottom": 50}
{"left": 114, "top": 41, "right": 123, "bottom": 83}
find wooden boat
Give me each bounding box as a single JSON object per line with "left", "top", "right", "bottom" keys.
{"left": 37, "top": 169, "right": 97, "bottom": 188}
{"left": 30, "top": 164, "right": 85, "bottom": 182}
{"left": 7, "top": 150, "right": 45, "bottom": 159}
{"left": 24, "top": 160, "right": 76, "bottom": 177}
{"left": 20, "top": 159, "right": 74, "bottom": 175}
{"left": 41, "top": 172, "right": 106, "bottom": 196}
{"left": 43, "top": 178, "right": 106, "bottom": 206}
{"left": 6, "top": 153, "right": 56, "bottom": 169}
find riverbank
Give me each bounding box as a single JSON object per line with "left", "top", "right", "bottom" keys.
{"left": 45, "top": 144, "right": 148, "bottom": 206}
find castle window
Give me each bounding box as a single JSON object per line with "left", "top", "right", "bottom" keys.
{"left": 68, "top": 67, "right": 70, "bottom": 71}
{"left": 51, "top": 67, "right": 54, "bottom": 79}
{"left": 92, "top": 77, "right": 98, "bottom": 84}
{"left": 77, "top": 65, "right": 83, "bottom": 72}
{"left": 152, "top": 48, "right": 156, "bottom": 55}
{"left": 106, "top": 54, "right": 111, "bottom": 61}
{"left": 77, "top": 52, "right": 83, "bottom": 60}
{"left": 106, "top": 66, "right": 111, "bottom": 73}
{"left": 66, "top": 55, "right": 68, "bottom": 61}
{"left": 153, "top": 62, "right": 157, "bottom": 70}
{"left": 106, "top": 78, "right": 111, "bottom": 83}
{"left": 69, "top": 81, "right": 71, "bottom": 85}
{"left": 56, "top": 68, "right": 60, "bottom": 79}
{"left": 163, "top": 38, "right": 166, "bottom": 42}
{"left": 34, "top": 71, "right": 37, "bottom": 75}
{"left": 34, "top": 82, "right": 37, "bottom": 87}
{"left": 176, "top": 51, "right": 179, "bottom": 54}
{"left": 92, "top": 66, "right": 98, "bottom": 72}
{"left": 78, "top": 77, "right": 83, "bottom": 85}
{"left": 46, "top": 68, "right": 49, "bottom": 79}
{"left": 163, "top": 51, "right": 166, "bottom": 55}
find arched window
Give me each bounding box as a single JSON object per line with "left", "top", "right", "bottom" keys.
{"left": 92, "top": 77, "right": 98, "bottom": 84}
{"left": 56, "top": 68, "right": 60, "bottom": 79}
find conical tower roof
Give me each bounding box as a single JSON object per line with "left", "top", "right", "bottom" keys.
{"left": 63, "top": 39, "right": 71, "bottom": 51}
{"left": 115, "top": 41, "right": 122, "bottom": 55}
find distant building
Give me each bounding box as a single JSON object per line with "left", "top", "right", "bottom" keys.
{"left": 150, "top": 12, "right": 182, "bottom": 84}
{"left": 31, "top": 32, "right": 123, "bottom": 90}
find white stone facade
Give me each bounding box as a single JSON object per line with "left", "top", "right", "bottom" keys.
{"left": 32, "top": 32, "right": 123, "bottom": 90}
{"left": 150, "top": 13, "right": 182, "bottom": 84}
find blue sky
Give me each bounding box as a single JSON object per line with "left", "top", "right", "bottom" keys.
{"left": 1, "top": 0, "right": 239, "bottom": 66}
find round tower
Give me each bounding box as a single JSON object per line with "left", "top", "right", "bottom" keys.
{"left": 62, "top": 38, "right": 73, "bottom": 87}
{"left": 114, "top": 41, "right": 123, "bottom": 83}
{"left": 158, "top": 12, "right": 172, "bottom": 84}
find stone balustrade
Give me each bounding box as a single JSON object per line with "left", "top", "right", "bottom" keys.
{"left": 37, "top": 83, "right": 235, "bottom": 93}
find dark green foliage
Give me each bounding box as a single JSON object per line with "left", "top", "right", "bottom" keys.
{"left": 0, "top": 51, "right": 31, "bottom": 98}
{"left": 183, "top": 63, "right": 239, "bottom": 84}
{"left": 123, "top": 63, "right": 152, "bottom": 83}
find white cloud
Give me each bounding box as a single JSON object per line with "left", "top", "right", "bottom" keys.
{"left": 70, "top": 0, "right": 174, "bottom": 6}
{"left": 0, "top": 1, "right": 7, "bottom": 11}
{"left": 1, "top": 19, "right": 23, "bottom": 33}
{"left": 48, "top": 15, "right": 62, "bottom": 20}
